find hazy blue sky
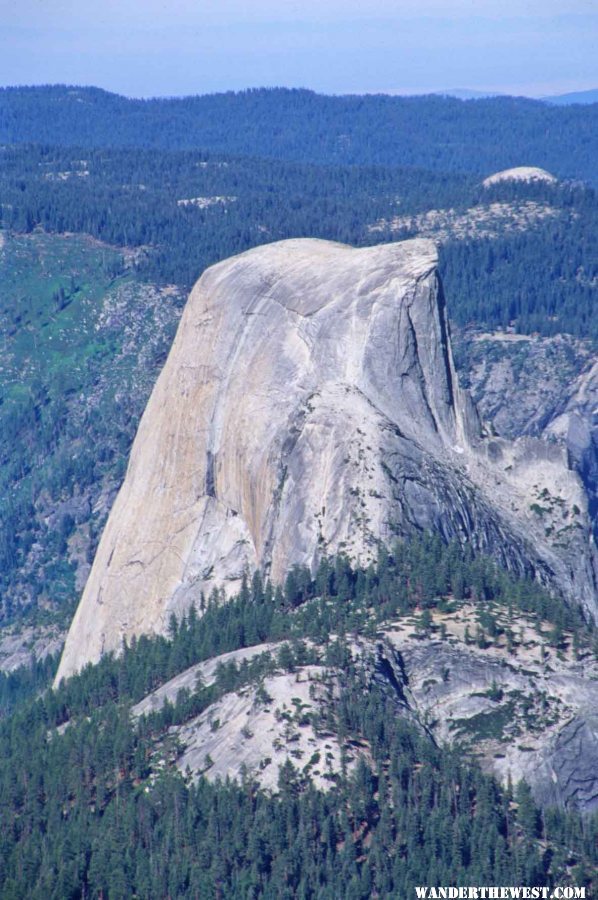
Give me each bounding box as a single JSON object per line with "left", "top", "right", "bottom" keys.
{"left": 1, "top": 0, "right": 597, "bottom": 98}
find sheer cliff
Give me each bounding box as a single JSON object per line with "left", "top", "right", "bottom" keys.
{"left": 55, "top": 238, "right": 597, "bottom": 682}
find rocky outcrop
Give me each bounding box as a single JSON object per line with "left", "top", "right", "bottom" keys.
{"left": 482, "top": 166, "right": 557, "bottom": 187}
{"left": 0, "top": 625, "right": 65, "bottom": 674}
{"left": 130, "top": 642, "right": 279, "bottom": 719}
{"left": 56, "top": 238, "right": 597, "bottom": 683}
{"left": 368, "top": 201, "right": 562, "bottom": 243}
{"left": 368, "top": 622, "right": 598, "bottom": 815}
{"left": 174, "top": 666, "right": 349, "bottom": 792}
{"left": 456, "top": 331, "right": 598, "bottom": 553}
{"left": 130, "top": 603, "right": 598, "bottom": 811}
{"left": 550, "top": 361, "right": 598, "bottom": 544}
{"left": 547, "top": 716, "right": 598, "bottom": 811}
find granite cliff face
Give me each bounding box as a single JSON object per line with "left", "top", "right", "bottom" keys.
{"left": 56, "top": 238, "right": 597, "bottom": 682}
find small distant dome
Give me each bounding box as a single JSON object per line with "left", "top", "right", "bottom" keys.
{"left": 482, "top": 166, "right": 557, "bottom": 188}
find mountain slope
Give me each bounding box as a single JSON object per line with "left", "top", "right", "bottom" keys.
{"left": 0, "top": 230, "right": 183, "bottom": 622}
{"left": 56, "top": 238, "right": 597, "bottom": 682}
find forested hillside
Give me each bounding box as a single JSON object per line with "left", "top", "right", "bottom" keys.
{"left": 2, "top": 86, "right": 598, "bottom": 184}
{"left": 0, "top": 143, "right": 474, "bottom": 287}
{"left": 1, "top": 542, "right": 597, "bottom": 898}
{"left": 2, "top": 144, "right": 597, "bottom": 336}
{"left": 0, "top": 231, "right": 183, "bottom": 621}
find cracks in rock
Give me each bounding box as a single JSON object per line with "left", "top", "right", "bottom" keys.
{"left": 373, "top": 642, "right": 439, "bottom": 747}
{"left": 258, "top": 398, "right": 313, "bottom": 570}
{"left": 203, "top": 284, "right": 278, "bottom": 464}
{"left": 205, "top": 450, "right": 216, "bottom": 498}
{"left": 123, "top": 540, "right": 188, "bottom": 575}
{"left": 403, "top": 304, "right": 440, "bottom": 436}
{"left": 376, "top": 652, "right": 409, "bottom": 705}
{"left": 552, "top": 717, "right": 598, "bottom": 810}
{"left": 435, "top": 275, "right": 457, "bottom": 411}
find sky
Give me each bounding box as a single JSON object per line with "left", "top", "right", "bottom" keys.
{"left": 1, "top": 0, "right": 597, "bottom": 99}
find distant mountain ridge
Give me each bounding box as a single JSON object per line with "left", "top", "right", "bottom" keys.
{"left": 543, "top": 88, "right": 598, "bottom": 105}
{"left": 435, "top": 88, "right": 598, "bottom": 105}
{"left": 1, "top": 84, "right": 598, "bottom": 184}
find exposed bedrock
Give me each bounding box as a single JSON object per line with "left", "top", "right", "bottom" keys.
{"left": 125, "top": 618, "right": 598, "bottom": 812}
{"left": 56, "top": 238, "right": 597, "bottom": 682}
{"left": 360, "top": 632, "right": 598, "bottom": 815}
